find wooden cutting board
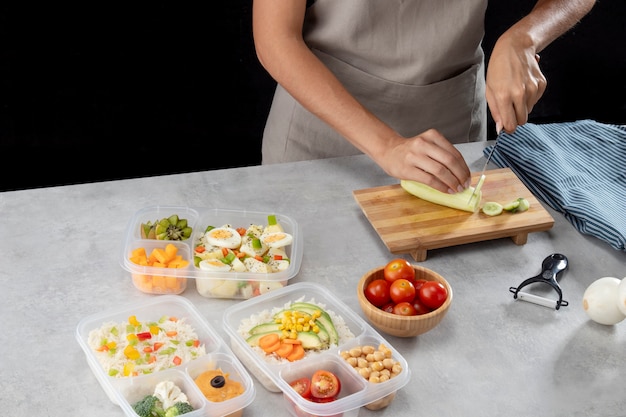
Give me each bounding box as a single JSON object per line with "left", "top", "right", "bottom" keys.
{"left": 353, "top": 168, "right": 554, "bottom": 261}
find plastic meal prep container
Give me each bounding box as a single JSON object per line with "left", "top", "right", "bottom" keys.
{"left": 75, "top": 295, "right": 255, "bottom": 417}
{"left": 222, "top": 282, "right": 411, "bottom": 417}
{"left": 120, "top": 206, "right": 303, "bottom": 299}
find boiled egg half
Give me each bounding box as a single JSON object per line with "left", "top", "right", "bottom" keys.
{"left": 205, "top": 227, "right": 242, "bottom": 249}
{"left": 261, "top": 232, "right": 293, "bottom": 248}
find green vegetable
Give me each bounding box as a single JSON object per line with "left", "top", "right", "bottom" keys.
{"left": 164, "top": 402, "right": 194, "bottom": 417}
{"left": 400, "top": 179, "right": 482, "bottom": 213}
{"left": 132, "top": 395, "right": 159, "bottom": 417}
{"left": 132, "top": 395, "right": 194, "bottom": 417}
{"left": 482, "top": 202, "right": 503, "bottom": 216}
{"left": 503, "top": 200, "right": 520, "bottom": 211}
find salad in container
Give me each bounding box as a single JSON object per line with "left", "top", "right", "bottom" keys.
{"left": 120, "top": 206, "right": 303, "bottom": 298}
{"left": 222, "top": 282, "right": 411, "bottom": 417}
{"left": 75, "top": 295, "right": 255, "bottom": 417}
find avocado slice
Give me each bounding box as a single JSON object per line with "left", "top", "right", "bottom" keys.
{"left": 246, "top": 330, "right": 323, "bottom": 350}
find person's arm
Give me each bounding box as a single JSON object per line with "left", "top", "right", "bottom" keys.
{"left": 253, "top": 0, "right": 470, "bottom": 194}
{"left": 486, "top": 0, "right": 596, "bottom": 133}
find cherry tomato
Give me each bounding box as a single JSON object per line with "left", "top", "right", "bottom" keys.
{"left": 380, "top": 302, "right": 395, "bottom": 313}
{"left": 290, "top": 377, "right": 312, "bottom": 399}
{"left": 392, "top": 301, "right": 418, "bottom": 316}
{"left": 364, "top": 279, "right": 391, "bottom": 307}
{"left": 412, "top": 296, "right": 432, "bottom": 315}
{"left": 311, "top": 370, "right": 341, "bottom": 399}
{"left": 419, "top": 281, "right": 448, "bottom": 310}
{"left": 413, "top": 279, "right": 427, "bottom": 292}
{"left": 389, "top": 278, "right": 416, "bottom": 304}
{"left": 383, "top": 258, "right": 415, "bottom": 283}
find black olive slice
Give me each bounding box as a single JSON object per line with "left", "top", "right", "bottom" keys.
{"left": 211, "top": 375, "right": 226, "bottom": 388}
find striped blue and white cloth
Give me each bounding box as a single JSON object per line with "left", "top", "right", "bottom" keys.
{"left": 484, "top": 120, "right": 626, "bottom": 251}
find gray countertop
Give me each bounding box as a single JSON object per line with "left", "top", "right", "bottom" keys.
{"left": 1, "top": 142, "right": 624, "bottom": 416}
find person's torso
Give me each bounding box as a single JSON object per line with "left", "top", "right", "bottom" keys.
{"left": 303, "top": 0, "right": 487, "bottom": 85}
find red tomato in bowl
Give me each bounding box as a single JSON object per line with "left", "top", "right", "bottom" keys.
{"left": 413, "top": 279, "right": 427, "bottom": 292}
{"left": 412, "top": 296, "right": 432, "bottom": 315}
{"left": 383, "top": 258, "right": 415, "bottom": 283}
{"left": 380, "top": 302, "right": 395, "bottom": 313}
{"left": 392, "top": 301, "right": 418, "bottom": 316}
{"left": 364, "top": 279, "right": 391, "bottom": 307}
{"left": 389, "top": 278, "right": 416, "bottom": 304}
{"left": 290, "top": 377, "right": 312, "bottom": 399}
{"left": 311, "top": 370, "right": 341, "bottom": 399}
{"left": 419, "top": 281, "right": 448, "bottom": 310}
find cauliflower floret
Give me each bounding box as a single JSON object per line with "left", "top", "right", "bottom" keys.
{"left": 153, "top": 381, "right": 189, "bottom": 410}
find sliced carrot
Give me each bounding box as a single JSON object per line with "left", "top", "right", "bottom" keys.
{"left": 275, "top": 342, "right": 294, "bottom": 358}
{"left": 282, "top": 338, "right": 302, "bottom": 345}
{"left": 258, "top": 333, "right": 280, "bottom": 350}
{"left": 286, "top": 344, "right": 305, "bottom": 362}
{"left": 263, "top": 340, "right": 282, "bottom": 353}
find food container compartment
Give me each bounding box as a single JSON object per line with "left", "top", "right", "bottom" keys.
{"left": 126, "top": 240, "right": 192, "bottom": 295}
{"left": 280, "top": 355, "right": 368, "bottom": 417}
{"left": 120, "top": 206, "right": 302, "bottom": 298}
{"left": 75, "top": 295, "right": 255, "bottom": 417}
{"left": 117, "top": 368, "right": 207, "bottom": 417}
{"left": 186, "top": 353, "right": 255, "bottom": 417}
{"left": 222, "top": 282, "right": 410, "bottom": 415}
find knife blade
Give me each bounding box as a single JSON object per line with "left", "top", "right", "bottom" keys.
{"left": 467, "top": 130, "right": 503, "bottom": 203}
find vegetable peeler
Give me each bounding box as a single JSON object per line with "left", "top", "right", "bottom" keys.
{"left": 509, "top": 253, "right": 569, "bottom": 310}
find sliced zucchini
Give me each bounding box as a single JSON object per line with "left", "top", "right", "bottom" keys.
{"left": 516, "top": 198, "right": 530, "bottom": 212}
{"left": 503, "top": 200, "right": 520, "bottom": 211}
{"left": 482, "top": 202, "right": 503, "bottom": 216}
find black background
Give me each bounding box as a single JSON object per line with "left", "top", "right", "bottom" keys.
{"left": 1, "top": 1, "right": 625, "bottom": 191}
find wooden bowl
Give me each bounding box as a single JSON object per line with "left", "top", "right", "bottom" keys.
{"left": 357, "top": 265, "right": 453, "bottom": 337}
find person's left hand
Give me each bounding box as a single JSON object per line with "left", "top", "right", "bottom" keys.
{"left": 486, "top": 32, "right": 547, "bottom": 133}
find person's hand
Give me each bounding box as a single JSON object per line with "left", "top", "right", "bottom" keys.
{"left": 376, "top": 129, "right": 471, "bottom": 194}
{"left": 486, "top": 32, "right": 547, "bottom": 133}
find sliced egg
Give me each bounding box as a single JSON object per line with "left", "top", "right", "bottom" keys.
{"left": 199, "top": 259, "right": 232, "bottom": 272}
{"left": 261, "top": 232, "right": 293, "bottom": 248}
{"left": 205, "top": 227, "right": 242, "bottom": 249}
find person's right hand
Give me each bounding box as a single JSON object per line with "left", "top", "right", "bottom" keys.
{"left": 376, "top": 129, "right": 471, "bottom": 194}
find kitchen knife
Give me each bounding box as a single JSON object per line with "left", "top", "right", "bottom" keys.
{"left": 467, "top": 130, "right": 503, "bottom": 203}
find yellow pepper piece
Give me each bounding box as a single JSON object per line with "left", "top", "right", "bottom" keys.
{"left": 128, "top": 315, "right": 140, "bottom": 326}
{"left": 124, "top": 345, "right": 141, "bottom": 360}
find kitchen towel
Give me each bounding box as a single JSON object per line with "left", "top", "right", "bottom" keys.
{"left": 484, "top": 120, "right": 626, "bottom": 251}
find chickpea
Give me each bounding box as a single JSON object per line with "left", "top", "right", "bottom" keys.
{"left": 362, "top": 345, "right": 375, "bottom": 355}
{"left": 349, "top": 347, "right": 362, "bottom": 357}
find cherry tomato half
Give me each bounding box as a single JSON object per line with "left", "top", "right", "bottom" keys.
{"left": 389, "top": 278, "right": 416, "bottom": 304}
{"left": 383, "top": 258, "right": 415, "bottom": 284}
{"left": 290, "top": 377, "right": 312, "bottom": 399}
{"left": 365, "top": 279, "right": 391, "bottom": 307}
{"left": 311, "top": 370, "right": 341, "bottom": 399}
{"left": 419, "top": 281, "right": 448, "bottom": 310}
{"left": 392, "top": 301, "right": 418, "bottom": 316}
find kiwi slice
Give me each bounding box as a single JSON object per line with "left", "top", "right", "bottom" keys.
{"left": 140, "top": 215, "right": 192, "bottom": 240}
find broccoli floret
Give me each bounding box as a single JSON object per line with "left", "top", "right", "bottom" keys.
{"left": 132, "top": 395, "right": 160, "bottom": 417}
{"left": 164, "top": 401, "right": 194, "bottom": 417}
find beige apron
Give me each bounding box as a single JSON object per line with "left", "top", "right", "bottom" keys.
{"left": 262, "top": 0, "right": 488, "bottom": 164}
